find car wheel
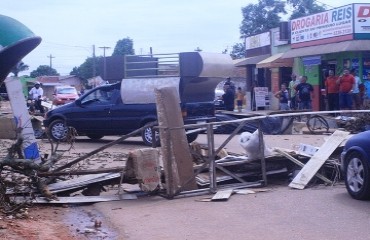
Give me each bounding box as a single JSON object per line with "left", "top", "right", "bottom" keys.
{"left": 48, "top": 119, "right": 68, "bottom": 141}
{"left": 87, "top": 134, "right": 104, "bottom": 140}
{"left": 141, "top": 123, "right": 160, "bottom": 146}
{"left": 345, "top": 151, "right": 370, "bottom": 200}
{"left": 186, "top": 132, "right": 199, "bottom": 143}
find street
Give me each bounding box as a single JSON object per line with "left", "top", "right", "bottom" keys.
{"left": 49, "top": 133, "right": 370, "bottom": 240}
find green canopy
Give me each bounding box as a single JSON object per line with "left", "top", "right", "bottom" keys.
{"left": 0, "top": 15, "right": 41, "bottom": 82}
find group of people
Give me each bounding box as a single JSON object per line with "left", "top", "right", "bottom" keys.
{"left": 275, "top": 74, "right": 314, "bottom": 111}
{"left": 325, "top": 68, "right": 365, "bottom": 112}
{"left": 274, "top": 68, "right": 366, "bottom": 112}
{"left": 222, "top": 77, "right": 245, "bottom": 112}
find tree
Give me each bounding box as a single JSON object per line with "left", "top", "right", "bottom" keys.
{"left": 10, "top": 61, "right": 29, "bottom": 77}
{"left": 30, "top": 65, "right": 59, "bottom": 78}
{"left": 230, "top": 43, "right": 246, "bottom": 59}
{"left": 287, "top": 0, "right": 326, "bottom": 20}
{"left": 240, "top": 0, "right": 286, "bottom": 37}
{"left": 70, "top": 57, "right": 103, "bottom": 80}
{"left": 112, "top": 37, "right": 135, "bottom": 56}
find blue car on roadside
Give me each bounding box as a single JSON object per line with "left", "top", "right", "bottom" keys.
{"left": 341, "top": 130, "right": 370, "bottom": 200}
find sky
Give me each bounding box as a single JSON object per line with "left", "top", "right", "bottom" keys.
{"left": 0, "top": 0, "right": 367, "bottom": 76}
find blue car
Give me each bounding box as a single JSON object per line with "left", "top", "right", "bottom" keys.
{"left": 341, "top": 130, "right": 370, "bottom": 200}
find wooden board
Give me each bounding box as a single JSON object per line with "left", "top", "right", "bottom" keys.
{"left": 211, "top": 189, "right": 233, "bottom": 201}
{"left": 155, "top": 87, "right": 197, "bottom": 194}
{"left": 289, "top": 130, "right": 349, "bottom": 189}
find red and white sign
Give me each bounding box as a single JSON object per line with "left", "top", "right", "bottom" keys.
{"left": 354, "top": 4, "right": 370, "bottom": 34}
{"left": 291, "top": 4, "right": 353, "bottom": 48}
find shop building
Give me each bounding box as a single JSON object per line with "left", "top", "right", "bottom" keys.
{"left": 282, "top": 3, "right": 370, "bottom": 111}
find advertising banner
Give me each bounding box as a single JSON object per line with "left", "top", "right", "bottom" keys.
{"left": 291, "top": 4, "right": 353, "bottom": 47}
{"left": 245, "top": 32, "right": 270, "bottom": 50}
{"left": 354, "top": 4, "right": 370, "bottom": 38}
{"left": 254, "top": 87, "right": 269, "bottom": 107}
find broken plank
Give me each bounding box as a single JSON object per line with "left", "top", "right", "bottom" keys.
{"left": 289, "top": 130, "right": 349, "bottom": 190}
{"left": 14, "top": 194, "right": 137, "bottom": 204}
{"left": 211, "top": 189, "right": 233, "bottom": 201}
{"left": 274, "top": 148, "right": 332, "bottom": 185}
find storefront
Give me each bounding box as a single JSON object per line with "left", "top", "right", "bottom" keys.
{"left": 282, "top": 3, "right": 370, "bottom": 111}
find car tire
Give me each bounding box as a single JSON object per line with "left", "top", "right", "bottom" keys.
{"left": 345, "top": 151, "right": 370, "bottom": 200}
{"left": 48, "top": 119, "right": 68, "bottom": 141}
{"left": 186, "top": 132, "right": 199, "bottom": 143}
{"left": 87, "top": 134, "right": 104, "bottom": 140}
{"left": 141, "top": 123, "right": 160, "bottom": 146}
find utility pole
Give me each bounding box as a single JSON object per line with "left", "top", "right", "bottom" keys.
{"left": 47, "top": 54, "right": 55, "bottom": 75}
{"left": 99, "top": 46, "right": 110, "bottom": 81}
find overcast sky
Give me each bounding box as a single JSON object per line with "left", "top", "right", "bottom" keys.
{"left": 0, "top": 0, "right": 366, "bottom": 76}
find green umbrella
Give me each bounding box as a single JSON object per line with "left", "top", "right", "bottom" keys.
{"left": 0, "top": 15, "right": 41, "bottom": 82}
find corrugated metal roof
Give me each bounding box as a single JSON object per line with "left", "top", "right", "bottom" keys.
{"left": 256, "top": 53, "right": 293, "bottom": 68}
{"left": 234, "top": 54, "right": 271, "bottom": 67}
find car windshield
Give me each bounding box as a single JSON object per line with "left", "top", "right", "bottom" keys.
{"left": 57, "top": 87, "right": 77, "bottom": 94}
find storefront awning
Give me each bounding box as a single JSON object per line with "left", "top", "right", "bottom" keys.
{"left": 281, "top": 40, "right": 370, "bottom": 59}
{"left": 256, "top": 53, "right": 293, "bottom": 68}
{"left": 234, "top": 54, "right": 270, "bottom": 67}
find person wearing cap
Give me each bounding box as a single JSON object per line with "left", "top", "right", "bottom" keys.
{"left": 29, "top": 81, "right": 44, "bottom": 113}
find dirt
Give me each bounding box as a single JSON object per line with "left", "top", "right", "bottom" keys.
{"left": 0, "top": 206, "right": 81, "bottom": 240}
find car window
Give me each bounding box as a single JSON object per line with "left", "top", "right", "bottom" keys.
{"left": 81, "top": 87, "right": 114, "bottom": 104}
{"left": 57, "top": 87, "right": 77, "bottom": 94}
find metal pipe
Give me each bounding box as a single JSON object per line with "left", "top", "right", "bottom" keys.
{"left": 207, "top": 124, "right": 216, "bottom": 193}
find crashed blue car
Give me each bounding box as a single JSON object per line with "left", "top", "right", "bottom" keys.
{"left": 341, "top": 130, "right": 370, "bottom": 200}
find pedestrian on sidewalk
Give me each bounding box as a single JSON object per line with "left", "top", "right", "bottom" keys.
{"left": 274, "top": 83, "right": 290, "bottom": 110}
{"left": 325, "top": 70, "right": 339, "bottom": 114}
{"left": 236, "top": 87, "right": 245, "bottom": 112}
{"left": 337, "top": 68, "right": 355, "bottom": 110}
{"left": 295, "top": 76, "right": 314, "bottom": 110}
{"left": 288, "top": 73, "right": 300, "bottom": 110}
{"left": 350, "top": 68, "right": 362, "bottom": 109}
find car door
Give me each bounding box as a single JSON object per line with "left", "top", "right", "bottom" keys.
{"left": 109, "top": 94, "right": 157, "bottom": 133}
{"left": 66, "top": 85, "right": 115, "bottom": 134}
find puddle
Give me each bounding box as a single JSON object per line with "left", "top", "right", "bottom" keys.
{"left": 64, "top": 205, "right": 118, "bottom": 239}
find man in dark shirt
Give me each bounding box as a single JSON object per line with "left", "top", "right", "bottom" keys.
{"left": 222, "top": 85, "right": 235, "bottom": 111}
{"left": 295, "top": 76, "right": 314, "bottom": 110}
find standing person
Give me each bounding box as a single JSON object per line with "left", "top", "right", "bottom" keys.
{"left": 288, "top": 73, "right": 300, "bottom": 110}
{"left": 222, "top": 85, "right": 235, "bottom": 111}
{"left": 324, "top": 70, "right": 339, "bottom": 113}
{"left": 236, "top": 87, "right": 245, "bottom": 112}
{"left": 350, "top": 69, "right": 362, "bottom": 109}
{"left": 224, "top": 77, "right": 236, "bottom": 94}
{"left": 337, "top": 68, "right": 355, "bottom": 110}
{"left": 274, "top": 83, "right": 290, "bottom": 110}
{"left": 28, "top": 81, "right": 44, "bottom": 113}
{"left": 295, "top": 76, "right": 314, "bottom": 110}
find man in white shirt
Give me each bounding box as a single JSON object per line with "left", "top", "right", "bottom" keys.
{"left": 29, "top": 81, "right": 44, "bottom": 113}
{"left": 350, "top": 69, "right": 362, "bottom": 109}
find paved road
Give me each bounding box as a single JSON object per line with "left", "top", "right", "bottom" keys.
{"left": 59, "top": 133, "right": 370, "bottom": 240}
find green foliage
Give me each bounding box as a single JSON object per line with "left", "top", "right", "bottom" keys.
{"left": 70, "top": 57, "right": 103, "bottom": 80}
{"left": 240, "top": 0, "right": 286, "bottom": 37}
{"left": 230, "top": 43, "right": 246, "bottom": 59}
{"left": 30, "top": 65, "right": 59, "bottom": 78}
{"left": 112, "top": 37, "right": 135, "bottom": 56}
{"left": 10, "top": 61, "right": 29, "bottom": 77}
{"left": 287, "top": 0, "right": 326, "bottom": 20}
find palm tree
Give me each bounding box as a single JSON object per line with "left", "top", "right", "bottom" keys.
{"left": 10, "top": 61, "right": 29, "bottom": 77}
